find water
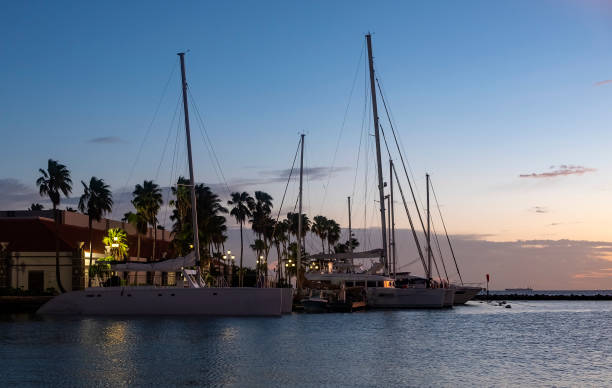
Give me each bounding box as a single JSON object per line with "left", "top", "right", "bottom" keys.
{"left": 2, "top": 301, "right": 612, "bottom": 387}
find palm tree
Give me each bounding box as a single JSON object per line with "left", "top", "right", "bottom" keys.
{"left": 250, "top": 238, "right": 266, "bottom": 277}
{"left": 250, "top": 191, "right": 275, "bottom": 283}
{"left": 36, "top": 159, "right": 72, "bottom": 293}
{"left": 132, "top": 180, "right": 163, "bottom": 261}
{"left": 29, "top": 203, "right": 44, "bottom": 211}
{"left": 326, "top": 219, "right": 341, "bottom": 254}
{"left": 287, "top": 212, "right": 310, "bottom": 253}
{"left": 272, "top": 219, "right": 289, "bottom": 285}
{"left": 311, "top": 215, "right": 329, "bottom": 253}
{"left": 79, "top": 177, "right": 113, "bottom": 287}
{"left": 123, "top": 210, "right": 147, "bottom": 261}
{"left": 103, "top": 228, "right": 129, "bottom": 261}
{"left": 228, "top": 191, "right": 254, "bottom": 287}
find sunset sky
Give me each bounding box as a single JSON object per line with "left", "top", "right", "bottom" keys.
{"left": 2, "top": 1, "right": 612, "bottom": 288}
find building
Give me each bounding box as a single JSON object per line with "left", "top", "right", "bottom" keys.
{"left": 0, "top": 210, "right": 174, "bottom": 293}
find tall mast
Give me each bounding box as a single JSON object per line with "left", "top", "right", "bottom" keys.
{"left": 390, "top": 160, "right": 397, "bottom": 278}
{"left": 426, "top": 173, "right": 431, "bottom": 283}
{"left": 347, "top": 197, "right": 352, "bottom": 253}
{"left": 366, "top": 33, "right": 388, "bottom": 273}
{"left": 348, "top": 196, "right": 353, "bottom": 272}
{"left": 297, "top": 133, "right": 305, "bottom": 289}
{"left": 178, "top": 52, "right": 201, "bottom": 268}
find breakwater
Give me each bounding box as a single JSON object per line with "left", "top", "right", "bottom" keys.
{"left": 476, "top": 293, "right": 612, "bottom": 301}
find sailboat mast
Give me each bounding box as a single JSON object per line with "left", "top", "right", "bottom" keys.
{"left": 426, "top": 173, "right": 431, "bottom": 283}
{"left": 390, "top": 160, "right": 397, "bottom": 278}
{"left": 366, "top": 33, "right": 389, "bottom": 274}
{"left": 348, "top": 195, "right": 353, "bottom": 271}
{"left": 178, "top": 52, "right": 201, "bottom": 268}
{"left": 297, "top": 133, "right": 305, "bottom": 289}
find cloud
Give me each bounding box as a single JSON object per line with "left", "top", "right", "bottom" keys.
{"left": 0, "top": 178, "right": 46, "bottom": 209}
{"left": 519, "top": 165, "right": 596, "bottom": 179}
{"left": 88, "top": 136, "right": 123, "bottom": 144}
{"left": 259, "top": 166, "right": 351, "bottom": 184}
{"left": 531, "top": 206, "right": 548, "bottom": 214}
{"left": 594, "top": 80, "right": 612, "bottom": 86}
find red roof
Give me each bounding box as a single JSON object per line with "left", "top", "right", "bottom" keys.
{"left": 0, "top": 218, "right": 172, "bottom": 259}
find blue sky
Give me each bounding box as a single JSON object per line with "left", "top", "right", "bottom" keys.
{"left": 2, "top": 0, "right": 612, "bottom": 243}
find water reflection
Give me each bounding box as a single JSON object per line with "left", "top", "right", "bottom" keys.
{"left": 2, "top": 302, "right": 612, "bottom": 386}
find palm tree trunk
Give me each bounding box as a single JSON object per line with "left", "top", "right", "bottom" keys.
{"left": 239, "top": 221, "right": 244, "bottom": 287}
{"left": 152, "top": 220, "right": 157, "bottom": 261}
{"left": 275, "top": 244, "right": 281, "bottom": 286}
{"left": 88, "top": 217, "right": 93, "bottom": 288}
{"left": 137, "top": 233, "right": 141, "bottom": 260}
{"left": 54, "top": 206, "right": 66, "bottom": 293}
{"left": 321, "top": 238, "right": 325, "bottom": 254}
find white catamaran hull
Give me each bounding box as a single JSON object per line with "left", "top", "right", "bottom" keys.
{"left": 452, "top": 286, "right": 482, "bottom": 305}
{"left": 37, "top": 287, "right": 294, "bottom": 316}
{"left": 366, "top": 287, "right": 448, "bottom": 309}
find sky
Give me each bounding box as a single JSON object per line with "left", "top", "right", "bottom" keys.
{"left": 2, "top": 1, "right": 612, "bottom": 289}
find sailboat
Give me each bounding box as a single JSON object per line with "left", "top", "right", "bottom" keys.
{"left": 304, "top": 34, "right": 452, "bottom": 309}
{"left": 38, "top": 53, "right": 293, "bottom": 316}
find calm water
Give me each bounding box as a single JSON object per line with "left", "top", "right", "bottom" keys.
{"left": 2, "top": 301, "right": 612, "bottom": 387}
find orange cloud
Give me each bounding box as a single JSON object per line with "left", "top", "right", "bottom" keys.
{"left": 594, "top": 80, "right": 612, "bottom": 86}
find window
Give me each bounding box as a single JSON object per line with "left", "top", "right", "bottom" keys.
{"left": 367, "top": 281, "right": 377, "bottom": 288}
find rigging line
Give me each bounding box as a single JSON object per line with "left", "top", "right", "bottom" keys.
{"left": 155, "top": 93, "right": 183, "bottom": 181}
{"left": 352, "top": 59, "right": 370, "bottom": 201}
{"left": 376, "top": 76, "right": 427, "bottom": 230}
{"left": 391, "top": 164, "right": 428, "bottom": 277}
{"left": 380, "top": 122, "right": 428, "bottom": 275}
{"left": 163, "top": 110, "right": 183, "bottom": 229}
{"left": 273, "top": 138, "right": 301, "bottom": 224}
{"left": 430, "top": 176, "right": 464, "bottom": 285}
{"left": 118, "top": 59, "right": 178, "bottom": 211}
{"left": 431, "top": 221, "right": 450, "bottom": 283}
{"left": 187, "top": 87, "right": 229, "bottom": 194}
{"left": 319, "top": 40, "right": 365, "bottom": 214}
{"left": 381, "top": 121, "right": 443, "bottom": 280}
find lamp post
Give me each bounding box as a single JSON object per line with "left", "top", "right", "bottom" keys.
{"left": 222, "top": 250, "right": 235, "bottom": 286}
{"left": 256, "top": 255, "right": 267, "bottom": 287}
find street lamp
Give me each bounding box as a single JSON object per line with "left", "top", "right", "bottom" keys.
{"left": 223, "top": 250, "right": 235, "bottom": 286}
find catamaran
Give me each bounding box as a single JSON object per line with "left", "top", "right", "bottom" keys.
{"left": 38, "top": 53, "right": 292, "bottom": 316}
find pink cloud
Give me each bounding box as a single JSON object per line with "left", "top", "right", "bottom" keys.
{"left": 519, "top": 165, "right": 596, "bottom": 179}
{"left": 594, "top": 80, "right": 612, "bottom": 86}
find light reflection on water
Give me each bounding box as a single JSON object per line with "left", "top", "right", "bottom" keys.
{"left": 2, "top": 301, "right": 612, "bottom": 387}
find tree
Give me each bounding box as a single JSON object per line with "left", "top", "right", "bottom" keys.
{"left": 36, "top": 159, "right": 72, "bottom": 293}
{"left": 311, "top": 215, "right": 329, "bottom": 253}
{"left": 272, "top": 219, "right": 289, "bottom": 285}
{"left": 132, "top": 180, "right": 162, "bottom": 260}
{"left": 29, "top": 203, "right": 44, "bottom": 211}
{"left": 326, "top": 219, "right": 341, "bottom": 253}
{"left": 334, "top": 237, "right": 360, "bottom": 253}
{"left": 170, "top": 177, "right": 228, "bottom": 259}
{"left": 103, "top": 228, "right": 129, "bottom": 261}
{"left": 79, "top": 177, "right": 113, "bottom": 287}
{"left": 123, "top": 210, "right": 147, "bottom": 261}
{"left": 287, "top": 212, "right": 310, "bottom": 252}
{"left": 228, "top": 191, "right": 254, "bottom": 287}
{"left": 251, "top": 191, "right": 274, "bottom": 281}
{"left": 250, "top": 238, "right": 266, "bottom": 277}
